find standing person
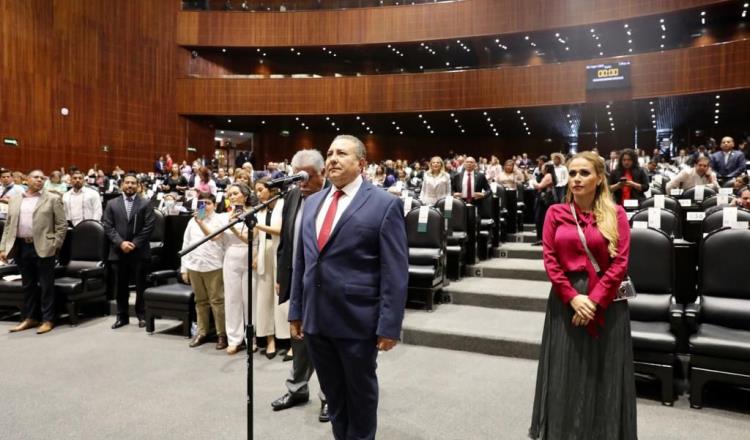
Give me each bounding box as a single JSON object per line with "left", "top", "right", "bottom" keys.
{"left": 419, "top": 156, "right": 452, "bottom": 205}
{"left": 529, "top": 151, "right": 636, "bottom": 440}
{"left": 161, "top": 164, "right": 189, "bottom": 195}
{"left": 43, "top": 170, "right": 68, "bottom": 196}
{"left": 608, "top": 149, "right": 650, "bottom": 205}
{"left": 551, "top": 153, "right": 569, "bottom": 203}
{"left": 494, "top": 159, "right": 526, "bottom": 191}
{"left": 0, "top": 170, "right": 67, "bottom": 334}
{"left": 0, "top": 168, "right": 25, "bottom": 216}
{"left": 193, "top": 166, "right": 217, "bottom": 195}
{"left": 103, "top": 173, "right": 156, "bottom": 329}
{"left": 253, "top": 177, "right": 288, "bottom": 359}
{"left": 62, "top": 170, "right": 102, "bottom": 226}
{"left": 289, "top": 135, "right": 409, "bottom": 440}
{"left": 451, "top": 156, "right": 491, "bottom": 202}
{"left": 153, "top": 155, "right": 165, "bottom": 175}
{"left": 271, "top": 149, "right": 329, "bottom": 420}
{"left": 180, "top": 192, "right": 227, "bottom": 350}
{"left": 710, "top": 136, "right": 746, "bottom": 184}
{"left": 531, "top": 163, "right": 557, "bottom": 246}
{"left": 165, "top": 154, "right": 174, "bottom": 172}
{"left": 222, "top": 182, "right": 254, "bottom": 355}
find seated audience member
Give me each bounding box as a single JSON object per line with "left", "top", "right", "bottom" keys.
{"left": 180, "top": 192, "right": 227, "bottom": 350}
{"left": 644, "top": 160, "right": 659, "bottom": 179}
{"left": 215, "top": 168, "right": 231, "bottom": 190}
{"left": 43, "top": 171, "right": 68, "bottom": 195}
{"left": 732, "top": 175, "right": 750, "bottom": 196}
{"left": 674, "top": 149, "right": 690, "bottom": 167}
{"left": 62, "top": 170, "right": 102, "bottom": 225}
{"left": 194, "top": 166, "right": 217, "bottom": 195}
{"left": 731, "top": 186, "right": 750, "bottom": 209}
{"left": 608, "top": 149, "right": 649, "bottom": 205}
{"left": 158, "top": 193, "right": 188, "bottom": 215}
{"left": 665, "top": 156, "right": 719, "bottom": 192}
{"left": 419, "top": 156, "right": 451, "bottom": 205}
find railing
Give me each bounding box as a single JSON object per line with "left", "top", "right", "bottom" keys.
{"left": 182, "top": 0, "right": 461, "bottom": 12}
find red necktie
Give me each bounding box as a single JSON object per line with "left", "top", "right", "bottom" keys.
{"left": 467, "top": 173, "right": 473, "bottom": 200}
{"left": 318, "top": 190, "right": 344, "bottom": 250}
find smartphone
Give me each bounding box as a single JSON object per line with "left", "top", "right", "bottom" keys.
{"left": 234, "top": 205, "right": 244, "bottom": 215}
{"left": 197, "top": 200, "right": 206, "bottom": 219}
{"left": 620, "top": 177, "right": 627, "bottom": 182}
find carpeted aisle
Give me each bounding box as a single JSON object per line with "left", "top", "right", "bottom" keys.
{"left": 0, "top": 317, "right": 748, "bottom": 440}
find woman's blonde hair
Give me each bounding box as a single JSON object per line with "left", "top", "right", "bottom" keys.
{"left": 429, "top": 156, "right": 446, "bottom": 176}
{"left": 565, "top": 151, "right": 619, "bottom": 258}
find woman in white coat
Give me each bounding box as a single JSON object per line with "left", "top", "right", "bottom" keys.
{"left": 252, "top": 177, "right": 289, "bottom": 360}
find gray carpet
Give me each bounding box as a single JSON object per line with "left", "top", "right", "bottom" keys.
{"left": 1, "top": 316, "right": 749, "bottom": 440}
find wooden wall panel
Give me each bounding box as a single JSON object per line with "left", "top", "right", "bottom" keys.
{"left": 176, "top": 39, "right": 750, "bottom": 115}
{"left": 176, "top": 0, "right": 729, "bottom": 47}
{"left": 0, "top": 0, "right": 214, "bottom": 173}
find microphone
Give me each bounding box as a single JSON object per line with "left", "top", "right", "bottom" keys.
{"left": 266, "top": 171, "right": 309, "bottom": 188}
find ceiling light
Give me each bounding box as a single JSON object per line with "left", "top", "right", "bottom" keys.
{"left": 624, "top": 24, "right": 629, "bottom": 28}
{"left": 227, "top": 119, "right": 232, "bottom": 123}
{"left": 261, "top": 120, "right": 266, "bottom": 124}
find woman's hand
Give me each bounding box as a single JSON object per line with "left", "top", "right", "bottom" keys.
{"left": 570, "top": 295, "right": 596, "bottom": 321}
{"left": 572, "top": 313, "right": 590, "bottom": 327}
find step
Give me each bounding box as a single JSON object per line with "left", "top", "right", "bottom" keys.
{"left": 444, "top": 278, "right": 549, "bottom": 312}
{"left": 506, "top": 231, "right": 538, "bottom": 244}
{"left": 467, "top": 258, "right": 548, "bottom": 281}
{"left": 402, "top": 305, "right": 544, "bottom": 359}
{"left": 494, "top": 242, "right": 543, "bottom": 260}
{"left": 522, "top": 223, "right": 536, "bottom": 233}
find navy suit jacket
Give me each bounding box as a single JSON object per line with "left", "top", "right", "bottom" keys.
{"left": 710, "top": 150, "right": 746, "bottom": 179}
{"left": 288, "top": 180, "right": 408, "bottom": 340}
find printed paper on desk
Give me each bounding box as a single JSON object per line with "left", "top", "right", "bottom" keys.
{"left": 191, "top": 198, "right": 198, "bottom": 211}
{"left": 733, "top": 221, "right": 749, "bottom": 230}
{"left": 632, "top": 221, "right": 648, "bottom": 229}
{"left": 444, "top": 195, "right": 454, "bottom": 219}
{"left": 719, "top": 187, "right": 734, "bottom": 196}
{"left": 403, "top": 196, "right": 413, "bottom": 216}
{"left": 648, "top": 207, "right": 662, "bottom": 229}
{"left": 417, "top": 206, "right": 430, "bottom": 233}
{"left": 623, "top": 199, "right": 639, "bottom": 208}
{"left": 490, "top": 182, "right": 498, "bottom": 194}
{"left": 694, "top": 185, "right": 705, "bottom": 201}
{"left": 723, "top": 207, "right": 738, "bottom": 228}
{"left": 654, "top": 195, "right": 666, "bottom": 209}
{"left": 717, "top": 195, "right": 729, "bottom": 206}
{"left": 670, "top": 188, "right": 683, "bottom": 196}
{"left": 687, "top": 211, "right": 705, "bottom": 222}
{"left": 653, "top": 175, "right": 663, "bottom": 185}
{"left": 678, "top": 199, "right": 691, "bottom": 207}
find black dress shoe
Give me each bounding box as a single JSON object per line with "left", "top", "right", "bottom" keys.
{"left": 282, "top": 352, "right": 294, "bottom": 362}
{"left": 138, "top": 319, "right": 146, "bottom": 328}
{"left": 271, "top": 393, "right": 309, "bottom": 411}
{"left": 319, "top": 402, "right": 330, "bottom": 423}
{"left": 189, "top": 334, "right": 208, "bottom": 348}
{"left": 111, "top": 319, "right": 129, "bottom": 329}
{"left": 265, "top": 350, "right": 277, "bottom": 360}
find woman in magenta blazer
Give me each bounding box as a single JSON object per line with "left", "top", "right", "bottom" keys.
{"left": 529, "top": 151, "right": 637, "bottom": 440}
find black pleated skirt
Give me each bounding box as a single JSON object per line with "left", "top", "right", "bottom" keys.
{"left": 529, "top": 272, "right": 638, "bottom": 440}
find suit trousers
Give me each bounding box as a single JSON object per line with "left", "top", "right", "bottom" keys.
{"left": 114, "top": 254, "right": 148, "bottom": 320}
{"left": 188, "top": 268, "right": 225, "bottom": 336}
{"left": 17, "top": 240, "right": 56, "bottom": 322}
{"left": 285, "top": 337, "right": 326, "bottom": 403}
{"left": 306, "top": 334, "right": 379, "bottom": 440}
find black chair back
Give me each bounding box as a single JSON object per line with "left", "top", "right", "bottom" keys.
{"left": 701, "top": 194, "right": 735, "bottom": 211}
{"left": 700, "top": 228, "right": 750, "bottom": 329}
{"left": 475, "top": 195, "right": 494, "bottom": 220}
{"left": 405, "top": 207, "right": 444, "bottom": 248}
{"left": 681, "top": 186, "right": 717, "bottom": 202}
{"left": 629, "top": 208, "right": 681, "bottom": 238}
{"left": 66, "top": 220, "right": 106, "bottom": 274}
{"left": 641, "top": 195, "right": 683, "bottom": 219}
{"left": 650, "top": 186, "right": 664, "bottom": 196}
{"left": 701, "top": 207, "right": 750, "bottom": 234}
{"left": 151, "top": 209, "right": 166, "bottom": 243}
{"left": 401, "top": 196, "right": 423, "bottom": 215}
{"left": 435, "top": 197, "right": 468, "bottom": 233}
{"left": 628, "top": 228, "right": 674, "bottom": 321}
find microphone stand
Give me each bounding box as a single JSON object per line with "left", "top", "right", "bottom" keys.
{"left": 178, "top": 188, "right": 289, "bottom": 440}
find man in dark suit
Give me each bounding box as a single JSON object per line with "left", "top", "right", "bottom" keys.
{"left": 103, "top": 173, "right": 156, "bottom": 329}
{"left": 451, "top": 156, "right": 491, "bottom": 201}
{"left": 0, "top": 170, "right": 67, "bottom": 334}
{"left": 271, "top": 149, "right": 329, "bottom": 420}
{"left": 710, "top": 136, "right": 746, "bottom": 183}
{"left": 289, "top": 135, "right": 408, "bottom": 440}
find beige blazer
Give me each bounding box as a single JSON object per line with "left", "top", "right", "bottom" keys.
{"left": 0, "top": 190, "right": 67, "bottom": 259}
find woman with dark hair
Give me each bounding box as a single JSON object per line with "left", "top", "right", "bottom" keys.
{"left": 531, "top": 163, "right": 557, "bottom": 246}
{"left": 608, "top": 149, "right": 650, "bottom": 205}
{"left": 193, "top": 166, "right": 217, "bottom": 195}
{"left": 530, "top": 151, "right": 636, "bottom": 440}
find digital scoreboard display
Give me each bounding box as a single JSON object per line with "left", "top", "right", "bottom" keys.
{"left": 586, "top": 61, "right": 631, "bottom": 90}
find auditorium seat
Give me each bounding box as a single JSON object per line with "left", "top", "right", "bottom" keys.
{"left": 400, "top": 195, "right": 422, "bottom": 216}
{"left": 686, "top": 228, "right": 750, "bottom": 409}
{"left": 435, "top": 197, "right": 468, "bottom": 280}
{"left": 680, "top": 187, "right": 717, "bottom": 205}
{"left": 627, "top": 227, "right": 682, "bottom": 405}
{"left": 492, "top": 185, "right": 508, "bottom": 244}
{"left": 150, "top": 209, "right": 166, "bottom": 270}
{"left": 629, "top": 207, "right": 682, "bottom": 239}
{"left": 54, "top": 220, "right": 108, "bottom": 326}
{"left": 143, "top": 269, "right": 195, "bottom": 337}
{"left": 701, "top": 194, "right": 735, "bottom": 211}
{"left": 641, "top": 195, "right": 683, "bottom": 219}
{"left": 405, "top": 206, "right": 446, "bottom": 310}
{"left": 701, "top": 207, "right": 750, "bottom": 235}
{"left": 474, "top": 196, "right": 496, "bottom": 260}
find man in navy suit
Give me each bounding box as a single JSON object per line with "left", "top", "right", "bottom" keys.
{"left": 289, "top": 135, "right": 408, "bottom": 440}
{"left": 710, "top": 136, "right": 746, "bottom": 183}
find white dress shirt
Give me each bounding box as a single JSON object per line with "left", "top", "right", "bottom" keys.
{"left": 63, "top": 186, "right": 102, "bottom": 225}
{"left": 461, "top": 171, "right": 477, "bottom": 199}
{"left": 18, "top": 193, "right": 40, "bottom": 238}
{"left": 316, "top": 175, "right": 363, "bottom": 237}
{"left": 180, "top": 213, "right": 225, "bottom": 272}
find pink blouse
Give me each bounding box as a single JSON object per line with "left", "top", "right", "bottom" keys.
{"left": 542, "top": 202, "right": 631, "bottom": 337}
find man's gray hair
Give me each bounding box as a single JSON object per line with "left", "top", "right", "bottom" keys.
{"left": 291, "top": 149, "right": 325, "bottom": 173}
{"left": 333, "top": 134, "right": 367, "bottom": 160}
